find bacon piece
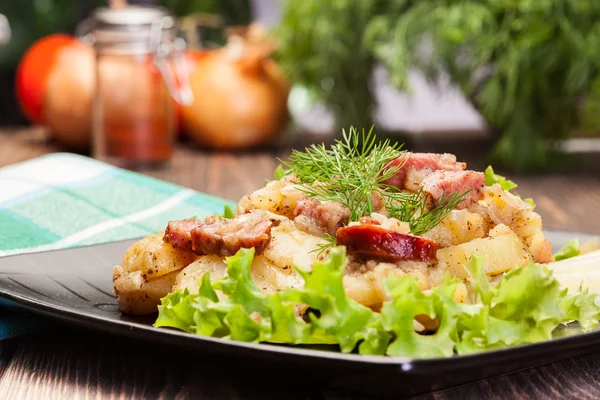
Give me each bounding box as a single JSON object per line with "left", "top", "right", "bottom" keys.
{"left": 190, "top": 213, "right": 273, "bottom": 257}
{"left": 336, "top": 224, "right": 437, "bottom": 262}
{"left": 163, "top": 218, "right": 204, "bottom": 253}
{"left": 164, "top": 213, "right": 273, "bottom": 257}
{"left": 294, "top": 197, "right": 350, "bottom": 237}
{"left": 384, "top": 153, "right": 466, "bottom": 192}
{"left": 421, "top": 170, "right": 485, "bottom": 210}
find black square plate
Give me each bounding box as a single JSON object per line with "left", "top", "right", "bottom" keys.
{"left": 0, "top": 230, "right": 597, "bottom": 396}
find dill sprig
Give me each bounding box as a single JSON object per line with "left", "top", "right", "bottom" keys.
{"left": 309, "top": 234, "right": 337, "bottom": 257}
{"left": 385, "top": 188, "right": 469, "bottom": 236}
{"left": 281, "top": 126, "right": 469, "bottom": 236}
{"left": 281, "top": 126, "right": 409, "bottom": 221}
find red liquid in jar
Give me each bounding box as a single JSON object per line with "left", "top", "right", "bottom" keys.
{"left": 95, "top": 54, "right": 175, "bottom": 167}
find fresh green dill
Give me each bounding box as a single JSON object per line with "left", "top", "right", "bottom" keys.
{"left": 385, "top": 189, "right": 469, "bottom": 236}
{"left": 281, "top": 126, "right": 408, "bottom": 221}
{"left": 281, "top": 126, "right": 470, "bottom": 235}
{"left": 309, "top": 234, "right": 337, "bottom": 256}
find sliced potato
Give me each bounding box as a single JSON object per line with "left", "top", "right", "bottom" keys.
{"left": 175, "top": 253, "right": 305, "bottom": 295}
{"left": 120, "top": 232, "right": 198, "bottom": 279}
{"left": 471, "top": 184, "right": 542, "bottom": 239}
{"left": 263, "top": 219, "right": 326, "bottom": 270}
{"left": 113, "top": 268, "right": 180, "bottom": 315}
{"left": 113, "top": 232, "right": 199, "bottom": 315}
{"left": 527, "top": 231, "right": 554, "bottom": 264}
{"left": 343, "top": 262, "right": 430, "bottom": 310}
{"left": 236, "top": 175, "right": 304, "bottom": 218}
{"left": 422, "top": 209, "right": 485, "bottom": 247}
{"left": 174, "top": 255, "right": 228, "bottom": 294}
{"left": 437, "top": 231, "right": 532, "bottom": 279}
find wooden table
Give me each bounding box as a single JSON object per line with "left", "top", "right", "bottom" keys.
{"left": 0, "top": 128, "right": 599, "bottom": 399}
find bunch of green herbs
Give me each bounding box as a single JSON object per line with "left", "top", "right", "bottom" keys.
{"left": 275, "top": 0, "right": 600, "bottom": 171}
{"left": 279, "top": 127, "right": 467, "bottom": 236}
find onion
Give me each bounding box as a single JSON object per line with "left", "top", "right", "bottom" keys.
{"left": 182, "top": 24, "right": 290, "bottom": 150}
{"left": 43, "top": 42, "right": 95, "bottom": 151}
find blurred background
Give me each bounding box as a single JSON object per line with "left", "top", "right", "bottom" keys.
{"left": 0, "top": 0, "right": 599, "bottom": 172}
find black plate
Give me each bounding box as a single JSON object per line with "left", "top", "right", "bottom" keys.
{"left": 0, "top": 230, "right": 598, "bottom": 397}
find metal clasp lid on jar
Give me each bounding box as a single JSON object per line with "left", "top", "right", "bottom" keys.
{"left": 77, "top": 6, "right": 193, "bottom": 106}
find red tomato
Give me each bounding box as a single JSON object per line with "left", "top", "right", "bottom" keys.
{"left": 15, "top": 34, "right": 78, "bottom": 124}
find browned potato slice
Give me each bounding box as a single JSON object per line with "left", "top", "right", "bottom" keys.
{"left": 422, "top": 210, "right": 485, "bottom": 248}
{"left": 437, "top": 231, "right": 532, "bottom": 280}
{"left": 120, "top": 232, "right": 198, "bottom": 279}
{"left": 113, "top": 268, "right": 180, "bottom": 315}
{"left": 113, "top": 232, "right": 198, "bottom": 314}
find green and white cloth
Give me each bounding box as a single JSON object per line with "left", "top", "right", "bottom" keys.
{"left": 0, "top": 153, "right": 234, "bottom": 340}
{"left": 0, "top": 153, "right": 234, "bottom": 257}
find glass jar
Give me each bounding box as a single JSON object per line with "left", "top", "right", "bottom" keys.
{"left": 79, "top": 6, "right": 193, "bottom": 169}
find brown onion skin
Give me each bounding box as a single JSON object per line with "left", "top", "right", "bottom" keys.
{"left": 182, "top": 49, "right": 290, "bottom": 151}
{"left": 43, "top": 42, "right": 95, "bottom": 151}
{"left": 336, "top": 224, "right": 438, "bottom": 263}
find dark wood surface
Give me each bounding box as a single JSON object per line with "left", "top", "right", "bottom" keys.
{"left": 0, "top": 127, "right": 599, "bottom": 400}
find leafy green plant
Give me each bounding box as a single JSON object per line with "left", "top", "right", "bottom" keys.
{"left": 276, "top": 0, "right": 600, "bottom": 171}
{"left": 275, "top": 1, "right": 378, "bottom": 131}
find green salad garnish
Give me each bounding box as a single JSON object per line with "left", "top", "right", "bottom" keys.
{"left": 554, "top": 238, "right": 581, "bottom": 262}
{"left": 484, "top": 165, "right": 518, "bottom": 191}
{"left": 220, "top": 205, "right": 235, "bottom": 219}
{"left": 155, "top": 247, "right": 600, "bottom": 358}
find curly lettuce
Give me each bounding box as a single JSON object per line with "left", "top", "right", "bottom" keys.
{"left": 554, "top": 238, "right": 581, "bottom": 261}
{"left": 155, "top": 247, "right": 600, "bottom": 358}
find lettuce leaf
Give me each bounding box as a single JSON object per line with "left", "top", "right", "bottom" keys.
{"left": 485, "top": 165, "right": 518, "bottom": 191}
{"left": 560, "top": 287, "right": 600, "bottom": 332}
{"left": 554, "top": 238, "right": 581, "bottom": 261}
{"left": 220, "top": 205, "right": 235, "bottom": 219}
{"left": 281, "top": 248, "right": 377, "bottom": 351}
{"left": 156, "top": 247, "right": 379, "bottom": 350}
{"left": 380, "top": 275, "right": 460, "bottom": 358}
{"left": 523, "top": 198, "right": 536, "bottom": 210}
{"left": 274, "top": 165, "right": 287, "bottom": 180}
{"left": 486, "top": 264, "right": 565, "bottom": 346}
{"left": 155, "top": 247, "right": 600, "bottom": 358}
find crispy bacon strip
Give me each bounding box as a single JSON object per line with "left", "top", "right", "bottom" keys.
{"left": 164, "top": 213, "right": 273, "bottom": 257}
{"left": 191, "top": 213, "right": 272, "bottom": 257}
{"left": 294, "top": 197, "right": 350, "bottom": 237}
{"left": 384, "top": 152, "right": 466, "bottom": 192}
{"left": 336, "top": 224, "right": 437, "bottom": 262}
{"left": 163, "top": 218, "right": 204, "bottom": 253}
{"left": 421, "top": 170, "right": 485, "bottom": 210}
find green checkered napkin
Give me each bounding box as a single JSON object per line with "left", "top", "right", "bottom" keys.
{"left": 0, "top": 153, "right": 235, "bottom": 339}
{"left": 0, "top": 153, "right": 235, "bottom": 257}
